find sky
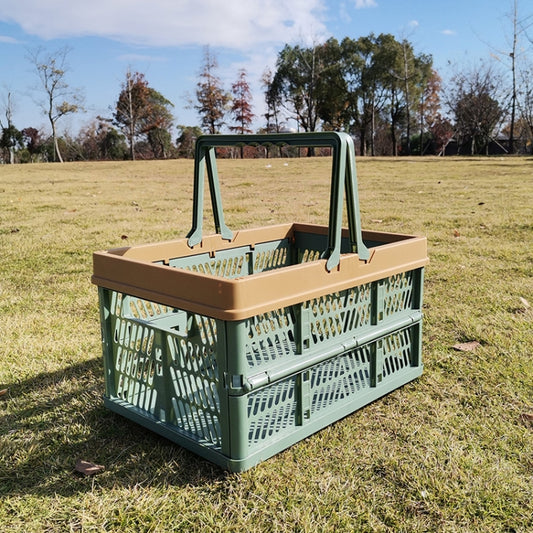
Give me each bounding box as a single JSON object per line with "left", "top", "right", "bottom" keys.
{"left": 0, "top": 0, "right": 529, "bottom": 136}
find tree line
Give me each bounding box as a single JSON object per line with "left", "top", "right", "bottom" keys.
{"left": 2, "top": 29, "right": 533, "bottom": 163}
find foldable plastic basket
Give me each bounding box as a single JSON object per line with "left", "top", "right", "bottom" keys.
{"left": 92, "top": 132, "right": 429, "bottom": 472}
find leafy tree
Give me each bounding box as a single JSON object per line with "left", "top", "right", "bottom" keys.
{"left": 76, "top": 120, "right": 102, "bottom": 160}
{"left": 315, "top": 39, "right": 349, "bottom": 131}
{"left": 389, "top": 39, "right": 432, "bottom": 155}
{"left": 176, "top": 125, "right": 202, "bottom": 158}
{"left": 0, "top": 125, "right": 23, "bottom": 163}
{"left": 113, "top": 70, "right": 147, "bottom": 159}
{"left": 39, "top": 135, "right": 67, "bottom": 163}
{"left": 340, "top": 34, "right": 392, "bottom": 155}
{"left": 142, "top": 89, "right": 174, "bottom": 158}
{"left": 113, "top": 70, "right": 174, "bottom": 160}
{"left": 195, "top": 47, "right": 230, "bottom": 134}
{"left": 351, "top": 34, "right": 433, "bottom": 156}
{"left": 269, "top": 40, "right": 347, "bottom": 155}
{"left": 378, "top": 34, "right": 407, "bottom": 155}
{"left": 261, "top": 67, "right": 283, "bottom": 134}
{"left": 270, "top": 43, "right": 324, "bottom": 134}
{"left": 417, "top": 70, "right": 453, "bottom": 155}
{"left": 269, "top": 34, "right": 433, "bottom": 156}
{"left": 21, "top": 127, "right": 45, "bottom": 162}
{"left": 100, "top": 128, "right": 128, "bottom": 160}
{"left": 418, "top": 70, "right": 442, "bottom": 148}
{"left": 147, "top": 127, "right": 174, "bottom": 159}
{"left": 0, "top": 92, "right": 21, "bottom": 163}
{"left": 28, "top": 46, "right": 84, "bottom": 162}
{"left": 77, "top": 120, "right": 127, "bottom": 160}
{"left": 230, "top": 69, "right": 254, "bottom": 157}
{"left": 430, "top": 116, "right": 454, "bottom": 155}
{"left": 230, "top": 69, "right": 254, "bottom": 135}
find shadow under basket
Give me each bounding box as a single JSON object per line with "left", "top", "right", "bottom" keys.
{"left": 92, "top": 222, "right": 428, "bottom": 472}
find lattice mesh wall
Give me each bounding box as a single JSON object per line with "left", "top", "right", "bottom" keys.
{"left": 381, "top": 326, "right": 413, "bottom": 378}
{"left": 380, "top": 271, "right": 415, "bottom": 319}
{"left": 246, "top": 325, "right": 417, "bottom": 447}
{"left": 168, "top": 239, "right": 292, "bottom": 278}
{"left": 111, "top": 292, "right": 162, "bottom": 414}
{"left": 109, "top": 291, "right": 223, "bottom": 449}
{"left": 243, "top": 282, "right": 374, "bottom": 369}
{"left": 247, "top": 378, "right": 297, "bottom": 443}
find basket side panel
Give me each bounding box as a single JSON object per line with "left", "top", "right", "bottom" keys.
{"left": 241, "top": 323, "right": 422, "bottom": 463}
{"left": 239, "top": 268, "right": 422, "bottom": 377}
{"left": 100, "top": 289, "right": 224, "bottom": 451}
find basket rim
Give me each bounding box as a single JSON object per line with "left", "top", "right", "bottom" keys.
{"left": 92, "top": 223, "right": 428, "bottom": 320}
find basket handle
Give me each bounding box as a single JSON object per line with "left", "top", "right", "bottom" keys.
{"left": 186, "top": 132, "right": 369, "bottom": 271}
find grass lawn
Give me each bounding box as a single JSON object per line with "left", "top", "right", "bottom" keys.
{"left": 0, "top": 154, "right": 532, "bottom": 532}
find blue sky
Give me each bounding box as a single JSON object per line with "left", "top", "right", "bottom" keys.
{"left": 0, "top": 0, "right": 529, "bottom": 136}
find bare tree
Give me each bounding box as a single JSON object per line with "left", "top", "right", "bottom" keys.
{"left": 486, "top": 0, "right": 533, "bottom": 152}
{"left": 28, "top": 46, "right": 84, "bottom": 162}
{"left": 517, "top": 62, "right": 533, "bottom": 152}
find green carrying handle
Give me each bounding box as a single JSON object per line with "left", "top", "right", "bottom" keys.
{"left": 186, "top": 132, "right": 370, "bottom": 271}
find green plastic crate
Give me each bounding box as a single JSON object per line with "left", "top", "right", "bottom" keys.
{"left": 93, "top": 132, "right": 428, "bottom": 471}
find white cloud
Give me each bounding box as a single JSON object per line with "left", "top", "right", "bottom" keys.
{"left": 118, "top": 54, "right": 167, "bottom": 63}
{"left": 409, "top": 20, "right": 419, "bottom": 28}
{"left": 0, "top": 0, "right": 327, "bottom": 48}
{"left": 441, "top": 29, "right": 456, "bottom": 36}
{"left": 354, "top": 0, "right": 377, "bottom": 8}
{"left": 0, "top": 35, "right": 22, "bottom": 44}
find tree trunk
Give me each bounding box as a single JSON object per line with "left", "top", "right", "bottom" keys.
{"left": 509, "top": 0, "right": 518, "bottom": 154}
{"left": 129, "top": 81, "right": 136, "bottom": 161}
{"left": 50, "top": 117, "right": 63, "bottom": 163}
{"left": 370, "top": 97, "right": 376, "bottom": 156}
{"left": 390, "top": 124, "right": 398, "bottom": 156}
{"left": 403, "top": 48, "right": 411, "bottom": 155}
{"left": 359, "top": 127, "right": 366, "bottom": 156}
{"left": 419, "top": 96, "right": 424, "bottom": 156}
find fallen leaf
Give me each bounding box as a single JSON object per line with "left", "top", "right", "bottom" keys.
{"left": 519, "top": 297, "right": 530, "bottom": 310}
{"left": 0, "top": 388, "right": 7, "bottom": 397}
{"left": 453, "top": 229, "right": 461, "bottom": 238}
{"left": 478, "top": 202, "right": 485, "bottom": 206}
{"left": 520, "top": 413, "right": 533, "bottom": 427}
{"left": 371, "top": 219, "right": 383, "bottom": 223}
{"left": 121, "top": 234, "right": 128, "bottom": 240}
{"left": 75, "top": 459, "right": 105, "bottom": 476}
{"left": 514, "top": 297, "right": 532, "bottom": 315}
{"left": 452, "top": 341, "right": 481, "bottom": 352}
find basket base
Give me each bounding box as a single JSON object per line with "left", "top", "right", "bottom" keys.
{"left": 104, "top": 364, "right": 422, "bottom": 473}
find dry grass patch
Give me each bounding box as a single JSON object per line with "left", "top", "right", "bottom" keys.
{"left": 1, "top": 156, "right": 532, "bottom": 532}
